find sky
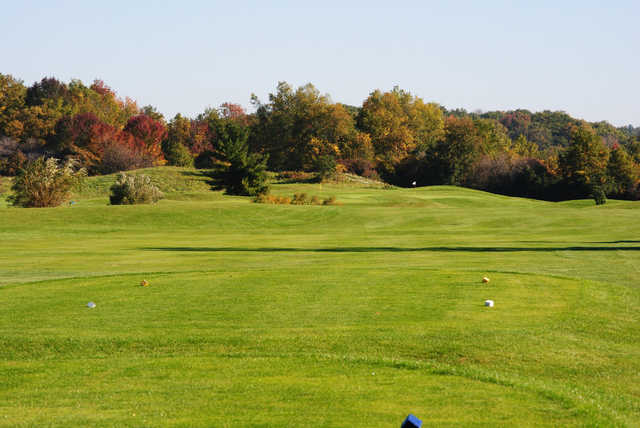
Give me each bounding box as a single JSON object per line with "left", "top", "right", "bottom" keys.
{"left": 2, "top": 0, "right": 639, "bottom": 126}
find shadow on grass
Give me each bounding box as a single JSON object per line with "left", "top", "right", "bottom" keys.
{"left": 180, "top": 170, "right": 222, "bottom": 191}
{"left": 589, "top": 240, "right": 640, "bottom": 244}
{"left": 144, "top": 246, "right": 640, "bottom": 253}
{"left": 179, "top": 170, "right": 209, "bottom": 178}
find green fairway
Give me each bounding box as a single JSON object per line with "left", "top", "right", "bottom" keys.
{"left": 0, "top": 168, "right": 638, "bottom": 427}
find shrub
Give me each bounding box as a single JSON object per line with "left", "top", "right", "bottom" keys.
{"left": 109, "top": 173, "right": 163, "bottom": 205}
{"left": 291, "top": 193, "right": 309, "bottom": 205}
{"left": 97, "top": 142, "right": 153, "bottom": 174}
{"left": 254, "top": 193, "right": 291, "bottom": 205}
{"left": 9, "top": 157, "right": 86, "bottom": 207}
{"left": 254, "top": 193, "right": 327, "bottom": 205}
{"left": 253, "top": 193, "right": 270, "bottom": 204}
{"left": 592, "top": 185, "right": 607, "bottom": 205}
{"left": 275, "top": 171, "right": 316, "bottom": 183}
{"left": 322, "top": 196, "right": 339, "bottom": 205}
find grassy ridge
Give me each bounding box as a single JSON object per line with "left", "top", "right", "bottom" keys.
{"left": 0, "top": 167, "right": 639, "bottom": 426}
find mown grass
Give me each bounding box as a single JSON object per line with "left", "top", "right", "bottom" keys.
{"left": 0, "top": 167, "right": 638, "bottom": 426}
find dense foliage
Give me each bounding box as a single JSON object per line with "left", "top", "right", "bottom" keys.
{"left": 1, "top": 74, "right": 639, "bottom": 202}
{"left": 211, "top": 121, "right": 269, "bottom": 196}
{"left": 109, "top": 172, "right": 163, "bottom": 205}
{"left": 9, "top": 157, "right": 86, "bottom": 207}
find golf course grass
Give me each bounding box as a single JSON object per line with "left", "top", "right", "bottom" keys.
{"left": 0, "top": 167, "right": 638, "bottom": 427}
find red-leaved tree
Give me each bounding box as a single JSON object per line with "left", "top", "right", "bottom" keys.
{"left": 50, "top": 113, "right": 120, "bottom": 167}
{"left": 123, "top": 114, "right": 167, "bottom": 164}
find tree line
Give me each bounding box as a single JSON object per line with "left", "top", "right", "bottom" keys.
{"left": 1, "top": 74, "right": 639, "bottom": 201}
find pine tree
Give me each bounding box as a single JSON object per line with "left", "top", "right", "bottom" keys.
{"left": 212, "top": 122, "right": 269, "bottom": 196}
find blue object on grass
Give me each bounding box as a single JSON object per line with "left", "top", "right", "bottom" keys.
{"left": 401, "top": 414, "right": 422, "bottom": 428}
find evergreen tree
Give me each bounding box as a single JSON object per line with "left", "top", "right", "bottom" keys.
{"left": 161, "top": 138, "right": 194, "bottom": 167}
{"left": 212, "top": 123, "right": 269, "bottom": 196}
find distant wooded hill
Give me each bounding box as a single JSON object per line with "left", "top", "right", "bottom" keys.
{"left": 1, "top": 75, "right": 639, "bottom": 202}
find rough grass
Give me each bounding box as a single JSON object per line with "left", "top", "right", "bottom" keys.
{"left": 0, "top": 167, "right": 639, "bottom": 427}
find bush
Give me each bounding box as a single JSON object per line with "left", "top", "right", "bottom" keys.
{"left": 97, "top": 142, "right": 153, "bottom": 174}
{"left": 9, "top": 157, "right": 86, "bottom": 207}
{"left": 322, "top": 196, "right": 339, "bottom": 205}
{"left": 291, "top": 193, "right": 309, "bottom": 205}
{"left": 253, "top": 193, "right": 331, "bottom": 205}
{"left": 253, "top": 193, "right": 270, "bottom": 204}
{"left": 109, "top": 173, "right": 163, "bottom": 205}
{"left": 275, "top": 171, "right": 316, "bottom": 183}
{"left": 592, "top": 185, "right": 607, "bottom": 205}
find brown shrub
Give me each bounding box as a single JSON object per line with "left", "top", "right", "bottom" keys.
{"left": 322, "top": 196, "right": 339, "bottom": 205}
{"left": 97, "top": 142, "right": 154, "bottom": 174}
{"left": 9, "top": 157, "right": 86, "bottom": 207}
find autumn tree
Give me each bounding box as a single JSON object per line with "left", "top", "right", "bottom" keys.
{"left": 48, "top": 113, "right": 120, "bottom": 168}
{"left": 0, "top": 74, "right": 27, "bottom": 139}
{"left": 511, "top": 134, "right": 539, "bottom": 158}
{"left": 627, "top": 139, "right": 640, "bottom": 164}
{"left": 357, "top": 87, "right": 443, "bottom": 171}
{"left": 123, "top": 114, "right": 167, "bottom": 164}
{"left": 162, "top": 114, "right": 194, "bottom": 167}
{"left": 474, "top": 118, "right": 511, "bottom": 156}
{"left": 499, "top": 110, "right": 531, "bottom": 140}
{"left": 559, "top": 122, "right": 609, "bottom": 198}
{"left": 21, "top": 78, "right": 74, "bottom": 142}
{"left": 71, "top": 79, "right": 138, "bottom": 128}
{"left": 393, "top": 115, "right": 480, "bottom": 187}
{"left": 141, "top": 105, "right": 165, "bottom": 123}
{"left": 250, "top": 82, "right": 357, "bottom": 171}
{"left": 606, "top": 145, "right": 638, "bottom": 197}
{"left": 17, "top": 78, "right": 140, "bottom": 146}
{"left": 429, "top": 116, "right": 480, "bottom": 185}
{"left": 25, "top": 77, "right": 69, "bottom": 107}
{"left": 219, "top": 102, "right": 249, "bottom": 126}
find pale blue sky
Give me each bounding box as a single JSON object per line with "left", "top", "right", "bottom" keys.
{"left": 2, "top": 1, "right": 638, "bottom": 125}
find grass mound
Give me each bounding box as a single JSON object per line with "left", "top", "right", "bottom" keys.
{"left": 77, "top": 167, "right": 214, "bottom": 200}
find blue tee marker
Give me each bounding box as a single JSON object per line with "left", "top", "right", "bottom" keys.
{"left": 401, "top": 414, "right": 422, "bottom": 428}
